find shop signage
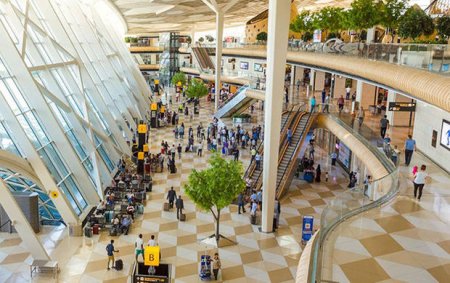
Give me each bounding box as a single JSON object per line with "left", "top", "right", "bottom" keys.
{"left": 388, "top": 102, "right": 416, "bottom": 112}
{"left": 301, "top": 215, "right": 314, "bottom": 243}
{"left": 144, "top": 246, "right": 160, "bottom": 266}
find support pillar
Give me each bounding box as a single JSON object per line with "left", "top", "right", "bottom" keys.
{"left": 0, "top": 181, "right": 50, "bottom": 260}
{"left": 310, "top": 69, "right": 316, "bottom": 94}
{"left": 352, "top": 80, "right": 363, "bottom": 113}
{"left": 261, "top": 0, "right": 291, "bottom": 233}
{"left": 214, "top": 12, "right": 224, "bottom": 111}
{"left": 289, "top": 65, "right": 295, "bottom": 102}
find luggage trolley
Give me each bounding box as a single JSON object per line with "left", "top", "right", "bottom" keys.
{"left": 199, "top": 254, "right": 211, "bottom": 280}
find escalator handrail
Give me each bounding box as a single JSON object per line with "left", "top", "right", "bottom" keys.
{"left": 275, "top": 105, "right": 312, "bottom": 194}
{"left": 217, "top": 84, "right": 249, "bottom": 110}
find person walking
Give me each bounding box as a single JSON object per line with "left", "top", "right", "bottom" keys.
{"left": 135, "top": 234, "right": 144, "bottom": 262}
{"left": 323, "top": 94, "right": 330, "bottom": 113}
{"left": 321, "top": 88, "right": 326, "bottom": 104}
{"left": 237, "top": 192, "right": 246, "bottom": 214}
{"left": 211, "top": 253, "right": 221, "bottom": 280}
{"left": 357, "top": 106, "right": 365, "bottom": 127}
{"left": 345, "top": 86, "right": 351, "bottom": 100}
{"left": 167, "top": 187, "right": 177, "bottom": 209}
{"left": 379, "top": 115, "right": 390, "bottom": 139}
{"left": 315, "top": 164, "right": 321, "bottom": 182}
{"left": 175, "top": 195, "right": 184, "bottom": 220}
{"left": 197, "top": 140, "right": 203, "bottom": 157}
{"left": 337, "top": 95, "right": 344, "bottom": 114}
{"left": 404, "top": 135, "right": 416, "bottom": 166}
{"left": 177, "top": 143, "right": 182, "bottom": 159}
{"left": 106, "top": 239, "right": 119, "bottom": 270}
{"left": 413, "top": 164, "right": 429, "bottom": 201}
{"left": 310, "top": 95, "right": 316, "bottom": 113}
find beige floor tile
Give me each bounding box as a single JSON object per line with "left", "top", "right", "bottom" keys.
{"left": 427, "top": 263, "right": 450, "bottom": 283}
{"left": 240, "top": 250, "right": 263, "bottom": 264}
{"left": 333, "top": 249, "right": 372, "bottom": 265}
{"left": 268, "top": 267, "right": 294, "bottom": 282}
{"left": 308, "top": 199, "right": 326, "bottom": 206}
{"left": 340, "top": 258, "right": 390, "bottom": 283}
{"left": 258, "top": 238, "right": 279, "bottom": 249}
{"left": 221, "top": 265, "right": 245, "bottom": 281}
{"left": 177, "top": 234, "right": 197, "bottom": 245}
{"left": 390, "top": 198, "right": 423, "bottom": 214}
{"left": 174, "top": 262, "right": 198, "bottom": 277}
{"left": 297, "top": 207, "right": 315, "bottom": 216}
{"left": 360, "top": 234, "right": 404, "bottom": 257}
{"left": 374, "top": 215, "right": 415, "bottom": 233}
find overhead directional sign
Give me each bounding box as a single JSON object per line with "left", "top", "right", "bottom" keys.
{"left": 388, "top": 102, "right": 416, "bottom": 112}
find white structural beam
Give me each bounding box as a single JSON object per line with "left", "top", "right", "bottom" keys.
{"left": 261, "top": 0, "right": 291, "bottom": 233}
{"left": 0, "top": 180, "right": 50, "bottom": 260}
{"left": 214, "top": 11, "right": 224, "bottom": 110}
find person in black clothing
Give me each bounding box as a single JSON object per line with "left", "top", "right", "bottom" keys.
{"left": 177, "top": 144, "right": 182, "bottom": 159}
{"left": 234, "top": 149, "right": 239, "bottom": 161}
{"left": 176, "top": 196, "right": 184, "bottom": 220}
{"left": 167, "top": 187, "right": 177, "bottom": 209}
{"left": 315, "top": 164, "right": 321, "bottom": 182}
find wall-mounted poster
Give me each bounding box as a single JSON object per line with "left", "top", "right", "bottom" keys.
{"left": 254, "top": 63, "right": 263, "bottom": 72}
{"left": 337, "top": 141, "right": 352, "bottom": 172}
{"left": 440, "top": 119, "right": 450, "bottom": 151}
{"left": 240, "top": 61, "right": 249, "bottom": 70}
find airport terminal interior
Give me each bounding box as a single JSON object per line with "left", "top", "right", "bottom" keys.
{"left": 0, "top": 0, "right": 449, "bottom": 282}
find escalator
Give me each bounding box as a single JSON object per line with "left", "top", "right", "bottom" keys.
{"left": 192, "top": 46, "right": 215, "bottom": 71}
{"left": 245, "top": 110, "right": 293, "bottom": 188}
{"left": 245, "top": 105, "right": 316, "bottom": 199}
{"left": 276, "top": 111, "right": 315, "bottom": 199}
{"left": 214, "top": 85, "right": 257, "bottom": 119}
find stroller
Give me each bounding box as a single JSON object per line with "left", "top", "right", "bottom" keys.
{"left": 199, "top": 254, "right": 211, "bottom": 280}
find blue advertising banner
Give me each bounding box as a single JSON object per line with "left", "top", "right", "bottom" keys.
{"left": 302, "top": 215, "right": 314, "bottom": 243}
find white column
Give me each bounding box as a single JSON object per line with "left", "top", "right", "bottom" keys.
{"left": 310, "top": 69, "right": 316, "bottom": 94}
{"left": 289, "top": 65, "right": 295, "bottom": 102}
{"left": 386, "top": 90, "right": 396, "bottom": 126}
{"left": 352, "top": 80, "right": 363, "bottom": 113}
{"left": 0, "top": 180, "right": 50, "bottom": 260}
{"left": 366, "top": 27, "right": 376, "bottom": 43}
{"left": 261, "top": 0, "right": 291, "bottom": 233}
{"left": 214, "top": 12, "right": 224, "bottom": 111}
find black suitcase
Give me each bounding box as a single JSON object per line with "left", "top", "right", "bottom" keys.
{"left": 180, "top": 213, "right": 186, "bottom": 222}
{"left": 115, "top": 259, "right": 123, "bottom": 270}
{"left": 84, "top": 226, "right": 92, "bottom": 238}
{"left": 250, "top": 215, "right": 256, "bottom": 225}
{"left": 109, "top": 228, "right": 118, "bottom": 236}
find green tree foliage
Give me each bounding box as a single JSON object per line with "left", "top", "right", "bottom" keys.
{"left": 256, "top": 31, "right": 268, "bottom": 41}
{"left": 185, "top": 154, "right": 245, "bottom": 241}
{"left": 436, "top": 16, "right": 450, "bottom": 38}
{"left": 398, "top": 6, "right": 434, "bottom": 39}
{"left": 314, "top": 7, "right": 345, "bottom": 33}
{"left": 205, "top": 35, "right": 214, "bottom": 42}
{"left": 186, "top": 78, "right": 208, "bottom": 98}
{"left": 290, "top": 11, "right": 315, "bottom": 34}
{"left": 302, "top": 31, "right": 313, "bottom": 42}
{"left": 124, "top": 37, "right": 131, "bottom": 43}
{"left": 171, "top": 72, "right": 186, "bottom": 86}
{"left": 380, "top": 0, "right": 408, "bottom": 31}
{"left": 199, "top": 37, "right": 204, "bottom": 43}
{"left": 347, "top": 0, "right": 383, "bottom": 31}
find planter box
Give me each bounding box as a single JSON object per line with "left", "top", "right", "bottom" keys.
{"left": 233, "top": 117, "right": 251, "bottom": 123}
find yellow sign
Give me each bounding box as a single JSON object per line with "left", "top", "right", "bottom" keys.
{"left": 177, "top": 81, "right": 182, "bottom": 87}
{"left": 160, "top": 106, "right": 165, "bottom": 113}
{"left": 50, "top": 191, "right": 59, "bottom": 199}
{"left": 138, "top": 152, "right": 145, "bottom": 160}
{"left": 154, "top": 79, "right": 159, "bottom": 85}
{"left": 151, "top": 103, "right": 157, "bottom": 111}
{"left": 143, "top": 144, "right": 149, "bottom": 152}
{"left": 138, "top": 124, "right": 147, "bottom": 134}
{"left": 144, "top": 246, "right": 160, "bottom": 266}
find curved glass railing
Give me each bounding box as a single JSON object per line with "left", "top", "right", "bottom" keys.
{"left": 307, "top": 107, "right": 399, "bottom": 283}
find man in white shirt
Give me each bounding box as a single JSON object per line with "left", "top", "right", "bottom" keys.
{"left": 147, "top": 235, "right": 157, "bottom": 247}
{"left": 135, "top": 234, "right": 144, "bottom": 261}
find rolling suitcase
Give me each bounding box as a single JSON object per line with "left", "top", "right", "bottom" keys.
{"left": 163, "top": 203, "right": 170, "bottom": 211}
{"left": 115, "top": 259, "right": 123, "bottom": 271}
{"left": 250, "top": 215, "right": 257, "bottom": 225}
{"left": 93, "top": 224, "right": 100, "bottom": 235}
{"left": 109, "top": 227, "right": 118, "bottom": 236}
{"left": 180, "top": 213, "right": 186, "bottom": 222}
{"left": 84, "top": 226, "right": 93, "bottom": 238}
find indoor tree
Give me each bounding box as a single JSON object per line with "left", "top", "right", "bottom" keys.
{"left": 398, "top": 6, "right": 434, "bottom": 40}
{"left": 186, "top": 78, "right": 208, "bottom": 99}
{"left": 347, "top": 0, "right": 383, "bottom": 41}
{"left": 184, "top": 154, "right": 245, "bottom": 244}
{"left": 171, "top": 72, "right": 187, "bottom": 86}
{"left": 256, "top": 31, "right": 268, "bottom": 42}
{"left": 436, "top": 16, "right": 450, "bottom": 40}
{"left": 314, "top": 7, "right": 346, "bottom": 36}
{"left": 290, "top": 11, "right": 315, "bottom": 41}
{"left": 379, "top": 0, "right": 408, "bottom": 40}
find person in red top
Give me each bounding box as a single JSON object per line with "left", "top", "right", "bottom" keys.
{"left": 338, "top": 95, "right": 345, "bottom": 114}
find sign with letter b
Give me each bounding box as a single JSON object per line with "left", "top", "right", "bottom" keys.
{"left": 144, "top": 246, "right": 160, "bottom": 266}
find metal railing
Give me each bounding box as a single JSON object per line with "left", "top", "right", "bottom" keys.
{"left": 306, "top": 108, "right": 399, "bottom": 283}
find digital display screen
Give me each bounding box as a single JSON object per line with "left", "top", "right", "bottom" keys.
{"left": 240, "top": 61, "right": 249, "bottom": 70}
{"left": 440, "top": 119, "right": 450, "bottom": 151}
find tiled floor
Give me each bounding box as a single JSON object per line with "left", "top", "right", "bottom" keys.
{"left": 0, "top": 88, "right": 351, "bottom": 282}
{"left": 0, "top": 87, "right": 448, "bottom": 283}
{"left": 324, "top": 152, "right": 450, "bottom": 283}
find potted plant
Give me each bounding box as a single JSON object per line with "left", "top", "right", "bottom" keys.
{"left": 198, "top": 37, "right": 205, "bottom": 43}
{"left": 171, "top": 72, "right": 187, "bottom": 87}
{"left": 186, "top": 78, "right": 208, "bottom": 114}
{"left": 232, "top": 113, "right": 252, "bottom": 123}
{"left": 205, "top": 35, "right": 214, "bottom": 43}
{"left": 185, "top": 154, "right": 245, "bottom": 246}
{"left": 256, "top": 32, "right": 268, "bottom": 43}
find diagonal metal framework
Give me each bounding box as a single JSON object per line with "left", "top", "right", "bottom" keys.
{"left": 0, "top": 0, "right": 150, "bottom": 227}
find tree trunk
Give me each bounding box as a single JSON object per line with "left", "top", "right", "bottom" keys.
{"left": 215, "top": 209, "right": 220, "bottom": 242}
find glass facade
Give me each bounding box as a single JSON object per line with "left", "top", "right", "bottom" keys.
{"left": 0, "top": 0, "right": 149, "bottom": 222}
